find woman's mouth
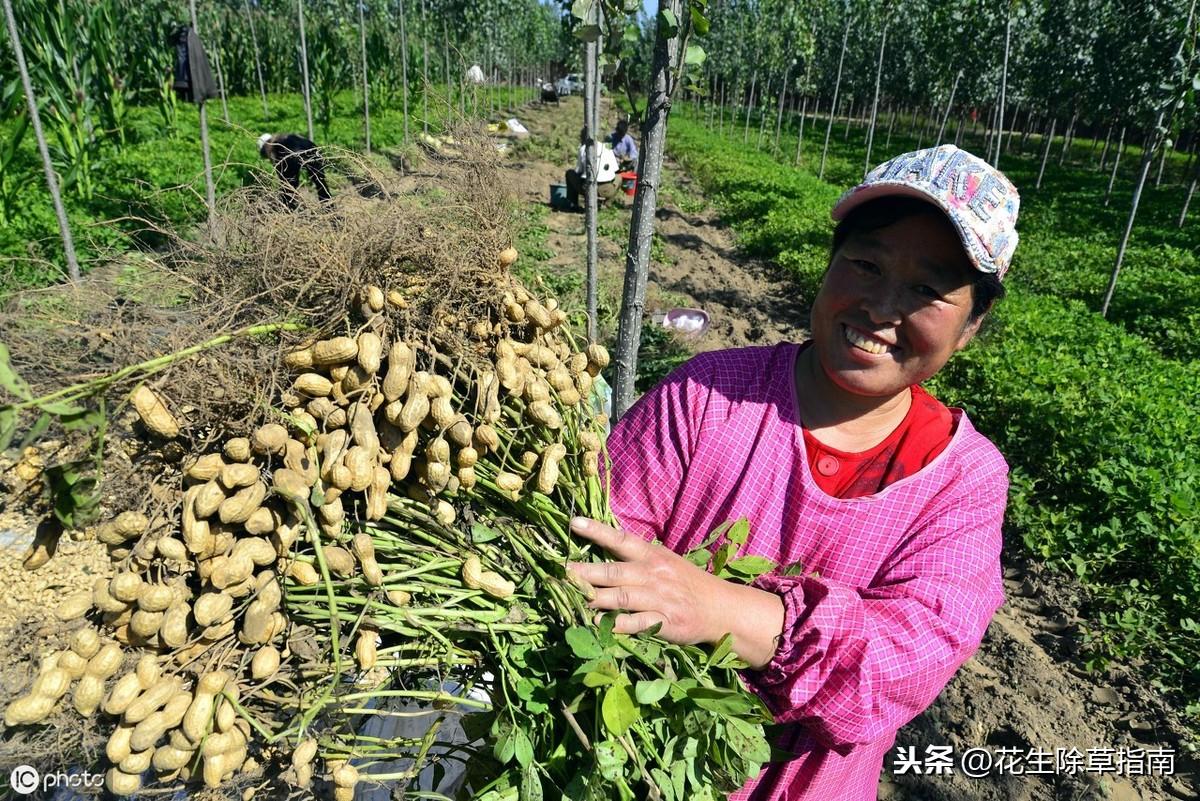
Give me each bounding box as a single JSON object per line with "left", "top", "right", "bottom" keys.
{"left": 843, "top": 324, "right": 895, "bottom": 356}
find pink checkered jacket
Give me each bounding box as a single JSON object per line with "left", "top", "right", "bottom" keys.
{"left": 607, "top": 343, "right": 1008, "bottom": 801}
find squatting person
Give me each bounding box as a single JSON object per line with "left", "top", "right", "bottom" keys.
{"left": 258, "top": 132, "right": 332, "bottom": 208}
{"left": 568, "top": 144, "right": 1019, "bottom": 800}
{"left": 564, "top": 127, "right": 620, "bottom": 212}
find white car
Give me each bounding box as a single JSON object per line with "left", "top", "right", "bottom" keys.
{"left": 555, "top": 74, "right": 584, "bottom": 96}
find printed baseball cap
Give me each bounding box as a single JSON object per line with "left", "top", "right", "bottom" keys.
{"left": 831, "top": 145, "right": 1020, "bottom": 279}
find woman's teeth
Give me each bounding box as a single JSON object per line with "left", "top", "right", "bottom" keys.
{"left": 844, "top": 325, "right": 890, "bottom": 355}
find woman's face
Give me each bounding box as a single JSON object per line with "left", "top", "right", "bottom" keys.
{"left": 810, "top": 211, "right": 983, "bottom": 399}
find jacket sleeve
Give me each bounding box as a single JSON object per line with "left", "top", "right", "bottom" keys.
{"left": 743, "top": 465, "right": 1008, "bottom": 750}
{"left": 606, "top": 356, "right": 709, "bottom": 543}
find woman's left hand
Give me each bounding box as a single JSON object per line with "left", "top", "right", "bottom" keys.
{"left": 566, "top": 517, "right": 786, "bottom": 670}
{"left": 566, "top": 516, "right": 730, "bottom": 645}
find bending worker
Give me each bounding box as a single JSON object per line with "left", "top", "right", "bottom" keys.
{"left": 564, "top": 128, "right": 619, "bottom": 212}
{"left": 569, "top": 144, "right": 1020, "bottom": 800}
{"left": 258, "top": 132, "right": 331, "bottom": 208}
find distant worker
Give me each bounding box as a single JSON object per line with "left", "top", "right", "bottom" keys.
{"left": 565, "top": 127, "right": 619, "bottom": 212}
{"left": 609, "top": 119, "right": 638, "bottom": 171}
{"left": 257, "top": 133, "right": 331, "bottom": 208}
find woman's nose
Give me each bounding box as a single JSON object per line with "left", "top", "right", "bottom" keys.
{"left": 862, "top": 288, "right": 903, "bottom": 324}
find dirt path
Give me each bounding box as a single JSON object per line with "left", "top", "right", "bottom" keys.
{"left": 500, "top": 97, "right": 1197, "bottom": 801}
{"left": 500, "top": 98, "right": 805, "bottom": 352}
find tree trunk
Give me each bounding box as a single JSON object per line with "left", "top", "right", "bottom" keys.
{"left": 1099, "top": 122, "right": 1113, "bottom": 170}
{"left": 743, "top": 72, "right": 757, "bottom": 144}
{"left": 1179, "top": 157, "right": 1199, "bottom": 226}
{"left": 421, "top": 0, "right": 430, "bottom": 134}
{"left": 1103, "top": 109, "right": 1169, "bottom": 317}
{"left": 864, "top": 19, "right": 888, "bottom": 176}
{"left": 917, "top": 101, "right": 935, "bottom": 150}
{"left": 935, "top": 69, "right": 962, "bottom": 146}
{"left": 908, "top": 104, "right": 919, "bottom": 138}
{"left": 954, "top": 112, "right": 965, "bottom": 147}
{"left": 708, "top": 76, "right": 717, "bottom": 128}
{"left": 718, "top": 80, "right": 725, "bottom": 135}
{"left": 820, "top": 13, "right": 851, "bottom": 180}
{"left": 1058, "top": 110, "right": 1077, "bottom": 164}
{"left": 443, "top": 19, "right": 451, "bottom": 118}
{"left": 399, "top": 0, "right": 409, "bottom": 144}
{"left": 613, "top": 0, "right": 685, "bottom": 421}
{"left": 1004, "top": 102, "right": 1020, "bottom": 153}
{"left": 993, "top": 5, "right": 1011, "bottom": 166}
{"left": 1020, "top": 112, "right": 1035, "bottom": 153}
{"left": 885, "top": 102, "right": 896, "bottom": 149}
{"left": 1036, "top": 117, "right": 1056, "bottom": 189}
{"left": 358, "top": 0, "right": 371, "bottom": 153}
{"left": 3, "top": 0, "right": 80, "bottom": 279}
{"left": 843, "top": 96, "right": 853, "bottom": 142}
{"left": 297, "top": 0, "right": 314, "bottom": 141}
{"left": 213, "top": 41, "right": 229, "bottom": 124}
{"left": 1105, "top": 126, "right": 1126, "bottom": 205}
{"left": 756, "top": 75, "right": 773, "bottom": 148}
{"left": 244, "top": 0, "right": 268, "bottom": 121}
{"left": 584, "top": 18, "right": 599, "bottom": 343}
{"left": 1155, "top": 138, "right": 1169, "bottom": 186}
{"left": 795, "top": 95, "right": 809, "bottom": 166}
{"left": 774, "top": 63, "right": 792, "bottom": 152}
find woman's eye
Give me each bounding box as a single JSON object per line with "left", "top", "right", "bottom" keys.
{"left": 914, "top": 284, "right": 942, "bottom": 300}
{"left": 851, "top": 259, "right": 879, "bottom": 274}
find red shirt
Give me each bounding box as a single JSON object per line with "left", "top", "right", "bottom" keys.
{"left": 804, "top": 384, "right": 955, "bottom": 498}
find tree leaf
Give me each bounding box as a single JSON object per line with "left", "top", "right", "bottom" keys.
{"left": 689, "top": 6, "right": 710, "bottom": 36}
{"left": 634, "top": 678, "right": 671, "bottom": 705}
{"left": 601, "top": 683, "right": 640, "bottom": 735}
{"left": 574, "top": 24, "right": 602, "bottom": 43}
{"left": 657, "top": 9, "right": 679, "bottom": 37}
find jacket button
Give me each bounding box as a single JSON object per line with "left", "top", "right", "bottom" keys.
{"left": 816, "top": 455, "right": 840, "bottom": 476}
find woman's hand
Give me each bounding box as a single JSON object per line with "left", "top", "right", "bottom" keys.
{"left": 566, "top": 517, "right": 786, "bottom": 670}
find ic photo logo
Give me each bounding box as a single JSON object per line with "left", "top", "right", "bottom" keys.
{"left": 9, "top": 765, "right": 39, "bottom": 794}
{"left": 7, "top": 764, "right": 104, "bottom": 795}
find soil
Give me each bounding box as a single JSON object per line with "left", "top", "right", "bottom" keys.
{"left": 0, "top": 96, "right": 1195, "bottom": 801}
{"left": 496, "top": 96, "right": 1198, "bottom": 801}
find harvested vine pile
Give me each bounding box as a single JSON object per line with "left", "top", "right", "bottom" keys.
{"left": 0, "top": 137, "right": 774, "bottom": 800}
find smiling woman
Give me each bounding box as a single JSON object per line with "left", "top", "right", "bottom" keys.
{"left": 569, "top": 145, "right": 1022, "bottom": 800}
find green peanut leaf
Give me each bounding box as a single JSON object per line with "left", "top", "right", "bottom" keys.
{"left": 513, "top": 726, "right": 534, "bottom": 768}
{"left": 0, "top": 343, "right": 32, "bottom": 400}
{"left": 565, "top": 626, "right": 603, "bottom": 659}
{"left": 634, "top": 678, "right": 672, "bottom": 705}
{"left": 601, "top": 683, "right": 639, "bottom": 735}
{"left": 520, "top": 762, "right": 542, "bottom": 801}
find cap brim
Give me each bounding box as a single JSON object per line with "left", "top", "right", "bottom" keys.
{"left": 831, "top": 181, "right": 997, "bottom": 275}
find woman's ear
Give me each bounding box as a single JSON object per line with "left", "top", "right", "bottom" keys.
{"left": 955, "top": 311, "right": 987, "bottom": 351}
